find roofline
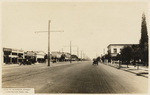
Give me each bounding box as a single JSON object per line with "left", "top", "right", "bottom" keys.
{"left": 107, "top": 44, "right": 139, "bottom": 48}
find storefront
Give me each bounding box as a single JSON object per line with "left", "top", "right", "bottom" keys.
{"left": 35, "top": 51, "right": 46, "bottom": 63}
{"left": 3, "top": 48, "right": 12, "bottom": 64}
{"left": 24, "top": 51, "right": 36, "bottom": 64}
{"left": 3, "top": 48, "right": 24, "bottom": 64}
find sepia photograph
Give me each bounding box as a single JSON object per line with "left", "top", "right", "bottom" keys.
{"left": 0, "top": 0, "right": 149, "bottom": 94}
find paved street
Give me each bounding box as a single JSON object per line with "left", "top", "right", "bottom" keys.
{"left": 2, "top": 61, "right": 148, "bottom": 94}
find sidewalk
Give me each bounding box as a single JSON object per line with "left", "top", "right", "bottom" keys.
{"left": 103, "top": 62, "right": 149, "bottom": 78}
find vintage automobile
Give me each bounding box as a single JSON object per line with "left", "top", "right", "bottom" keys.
{"left": 19, "top": 55, "right": 36, "bottom": 65}
{"left": 93, "top": 59, "right": 98, "bottom": 65}
{"left": 18, "top": 59, "right": 32, "bottom": 65}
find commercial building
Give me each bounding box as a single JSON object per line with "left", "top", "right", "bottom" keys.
{"left": 3, "top": 48, "right": 24, "bottom": 64}
{"left": 51, "top": 52, "right": 78, "bottom": 62}
{"left": 34, "top": 51, "right": 46, "bottom": 63}
{"left": 24, "top": 51, "right": 36, "bottom": 63}
{"left": 3, "top": 47, "right": 48, "bottom": 64}
{"left": 51, "top": 52, "right": 62, "bottom": 59}
{"left": 64, "top": 52, "right": 71, "bottom": 61}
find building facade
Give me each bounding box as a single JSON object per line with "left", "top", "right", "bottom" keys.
{"left": 107, "top": 44, "right": 138, "bottom": 58}
{"left": 24, "top": 51, "right": 36, "bottom": 63}
{"left": 34, "top": 51, "right": 46, "bottom": 63}
{"left": 3, "top": 48, "right": 24, "bottom": 64}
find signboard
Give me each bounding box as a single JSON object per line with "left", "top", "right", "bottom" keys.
{"left": 3, "top": 48, "right": 12, "bottom": 52}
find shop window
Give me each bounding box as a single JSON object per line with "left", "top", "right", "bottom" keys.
{"left": 18, "top": 53, "right": 23, "bottom": 57}
{"left": 120, "top": 49, "right": 122, "bottom": 52}
{"left": 4, "top": 51, "right": 11, "bottom": 55}
{"left": 12, "top": 52, "right": 17, "bottom": 55}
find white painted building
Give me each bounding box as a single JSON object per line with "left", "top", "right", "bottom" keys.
{"left": 107, "top": 44, "right": 137, "bottom": 57}
{"left": 51, "top": 52, "right": 62, "bottom": 58}
{"left": 34, "top": 51, "right": 46, "bottom": 63}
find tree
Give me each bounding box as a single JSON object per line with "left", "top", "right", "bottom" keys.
{"left": 116, "top": 53, "right": 122, "bottom": 68}
{"left": 71, "top": 55, "right": 78, "bottom": 61}
{"left": 96, "top": 56, "right": 100, "bottom": 62}
{"left": 44, "top": 54, "right": 47, "bottom": 59}
{"left": 139, "top": 13, "right": 149, "bottom": 66}
{"left": 101, "top": 56, "right": 105, "bottom": 63}
{"left": 60, "top": 54, "right": 66, "bottom": 61}
{"left": 105, "top": 53, "right": 111, "bottom": 63}
{"left": 116, "top": 53, "right": 121, "bottom": 61}
{"left": 107, "top": 50, "right": 112, "bottom": 63}
{"left": 121, "top": 46, "right": 133, "bottom": 68}
{"left": 132, "top": 45, "right": 141, "bottom": 66}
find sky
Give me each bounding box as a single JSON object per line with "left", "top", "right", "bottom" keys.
{"left": 2, "top": 1, "right": 148, "bottom": 59}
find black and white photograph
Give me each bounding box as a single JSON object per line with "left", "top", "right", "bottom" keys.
{"left": 0, "top": 0, "right": 149, "bottom": 94}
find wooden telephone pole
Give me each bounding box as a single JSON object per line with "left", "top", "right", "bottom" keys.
{"left": 70, "top": 41, "right": 72, "bottom": 63}
{"left": 35, "top": 20, "right": 63, "bottom": 66}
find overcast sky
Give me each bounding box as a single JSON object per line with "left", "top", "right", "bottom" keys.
{"left": 2, "top": 2, "right": 148, "bottom": 59}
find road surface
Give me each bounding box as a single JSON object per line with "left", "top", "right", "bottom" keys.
{"left": 2, "top": 61, "right": 148, "bottom": 94}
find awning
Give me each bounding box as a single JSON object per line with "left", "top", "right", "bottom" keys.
{"left": 9, "top": 55, "right": 18, "bottom": 58}
{"left": 36, "top": 55, "right": 44, "bottom": 59}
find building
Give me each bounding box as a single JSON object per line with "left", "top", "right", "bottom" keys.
{"left": 51, "top": 52, "right": 75, "bottom": 62}
{"left": 3, "top": 48, "right": 24, "bottom": 64}
{"left": 51, "top": 52, "right": 63, "bottom": 62}
{"left": 34, "top": 51, "right": 46, "bottom": 63}
{"left": 64, "top": 52, "right": 71, "bottom": 61}
{"left": 24, "top": 51, "right": 36, "bottom": 63}
{"left": 107, "top": 44, "right": 138, "bottom": 57}
{"left": 71, "top": 54, "right": 78, "bottom": 61}
{"left": 51, "top": 52, "right": 62, "bottom": 59}
{"left": 3, "top": 47, "right": 47, "bottom": 64}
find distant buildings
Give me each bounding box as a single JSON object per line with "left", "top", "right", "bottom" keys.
{"left": 63, "top": 52, "right": 72, "bottom": 61}
{"left": 51, "top": 52, "right": 62, "bottom": 59}
{"left": 3, "top": 47, "right": 80, "bottom": 64}
{"left": 51, "top": 52, "right": 78, "bottom": 62}
{"left": 2, "top": 47, "right": 82, "bottom": 64}
{"left": 3, "top": 47, "right": 46, "bottom": 64}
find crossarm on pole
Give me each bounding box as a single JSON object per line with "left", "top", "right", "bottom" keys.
{"left": 35, "top": 31, "right": 64, "bottom": 33}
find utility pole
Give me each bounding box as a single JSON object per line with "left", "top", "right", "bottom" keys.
{"left": 77, "top": 47, "right": 79, "bottom": 59}
{"left": 96, "top": 53, "right": 98, "bottom": 58}
{"left": 62, "top": 48, "right": 63, "bottom": 52}
{"left": 83, "top": 52, "right": 84, "bottom": 60}
{"left": 35, "top": 20, "right": 63, "bottom": 66}
{"left": 81, "top": 51, "right": 82, "bottom": 61}
{"left": 63, "top": 43, "right": 78, "bottom": 63}
{"left": 70, "top": 41, "right": 72, "bottom": 63}
{"left": 103, "top": 49, "right": 105, "bottom": 55}
{"left": 72, "top": 47, "right": 79, "bottom": 61}
{"left": 48, "top": 20, "right": 50, "bottom": 66}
